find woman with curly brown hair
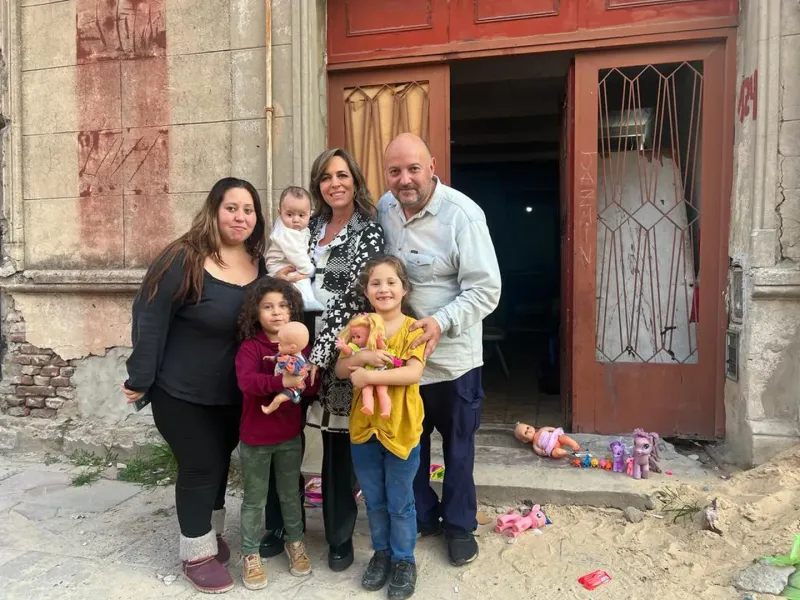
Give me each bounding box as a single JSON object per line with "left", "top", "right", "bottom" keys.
{"left": 234, "top": 277, "right": 319, "bottom": 589}
{"left": 122, "top": 178, "right": 267, "bottom": 593}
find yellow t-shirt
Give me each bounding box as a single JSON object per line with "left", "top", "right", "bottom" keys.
{"left": 348, "top": 316, "right": 425, "bottom": 460}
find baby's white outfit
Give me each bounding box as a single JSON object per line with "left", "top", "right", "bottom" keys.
{"left": 264, "top": 218, "right": 325, "bottom": 311}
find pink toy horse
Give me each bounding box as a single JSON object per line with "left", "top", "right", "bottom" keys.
{"left": 495, "top": 505, "right": 549, "bottom": 537}
{"left": 631, "top": 428, "right": 661, "bottom": 479}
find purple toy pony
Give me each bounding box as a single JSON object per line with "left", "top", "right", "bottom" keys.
{"left": 631, "top": 428, "right": 661, "bottom": 479}
{"left": 609, "top": 440, "right": 626, "bottom": 473}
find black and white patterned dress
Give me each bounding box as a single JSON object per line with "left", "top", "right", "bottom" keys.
{"left": 306, "top": 210, "right": 385, "bottom": 433}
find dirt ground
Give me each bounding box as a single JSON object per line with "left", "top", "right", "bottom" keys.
{"left": 476, "top": 443, "right": 800, "bottom": 598}
{"left": 0, "top": 445, "right": 798, "bottom": 599}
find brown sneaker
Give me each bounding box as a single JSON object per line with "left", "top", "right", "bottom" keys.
{"left": 182, "top": 556, "right": 234, "bottom": 594}
{"left": 242, "top": 553, "right": 268, "bottom": 590}
{"left": 285, "top": 540, "right": 311, "bottom": 577}
{"left": 215, "top": 535, "right": 230, "bottom": 566}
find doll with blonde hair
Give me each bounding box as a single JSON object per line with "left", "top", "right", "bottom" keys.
{"left": 336, "top": 313, "right": 403, "bottom": 419}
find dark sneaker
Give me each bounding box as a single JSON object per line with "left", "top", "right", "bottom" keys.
{"left": 259, "top": 528, "right": 285, "bottom": 559}
{"left": 361, "top": 550, "right": 392, "bottom": 591}
{"left": 215, "top": 535, "right": 230, "bottom": 566}
{"left": 328, "top": 538, "right": 354, "bottom": 572}
{"left": 387, "top": 560, "right": 417, "bottom": 599}
{"left": 446, "top": 532, "right": 478, "bottom": 566}
{"left": 182, "top": 556, "right": 234, "bottom": 594}
{"left": 417, "top": 519, "right": 442, "bottom": 538}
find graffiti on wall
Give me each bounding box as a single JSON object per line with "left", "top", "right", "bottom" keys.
{"left": 738, "top": 69, "right": 757, "bottom": 123}
{"left": 76, "top": 0, "right": 172, "bottom": 268}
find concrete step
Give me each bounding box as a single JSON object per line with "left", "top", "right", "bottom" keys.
{"left": 301, "top": 426, "right": 717, "bottom": 511}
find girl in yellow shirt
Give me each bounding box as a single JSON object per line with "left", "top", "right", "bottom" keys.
{"left": 335, "top": 255, "right": 425, "bottom": 600}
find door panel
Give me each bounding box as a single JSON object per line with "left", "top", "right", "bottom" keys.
{"left": 328, "top": 65, "right": 450, "bottom": 203}
{"left": 580, "top": 0, "right": 738, "bottom": 29}
{"left": 572, "top": 43, "right": 725, "bottom": 437}
{"left": 327, "top": 0, "right": 449, "bottom": 65}
{"left": 449, "top": 0, "right": 578, "bottom": 42}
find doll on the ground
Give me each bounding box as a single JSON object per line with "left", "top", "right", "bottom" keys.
{"left": 262, "top": 321, "right": 310, "bottom": 415}
{"left": 264, "top": 187, "right": 325, "bottom": 311}
{"left": 514, "top": 423, "right": 581, "bottom": 458}
{"left": 336, "top": 313, "right": 403, "bottom": 419}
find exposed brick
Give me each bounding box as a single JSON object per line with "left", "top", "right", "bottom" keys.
{"left": 9, "top": 375, "right": 33, "bottom": 385}
{"left": 30, "top": 408, "right": 57, "bottom": 419}
{"left": 20, "top": 366, "right": 41, "bottom": 376}
{"left": 7, "top": 320, "right": 26, "bottom": 333}
{"left": 16, "top": 385, "right": 55, "bottom": 397}
{"left": 56, "top": 388, "right": 76, "bottom": 400}
{"left": 50, "top": 377, "right": 70, "bottom": 388}
{"left": 7, "top": 407, "right": 26, "bottom": 417}
{"left": 40, "top": 366, "right": 60, "bottom": 377}
{"left": 19, "top": 343, "right": 51, "bottom": 356}
{"left": 45, "top": 397, "right": 65, "bottom": 410}
{"left": 29, "top": 355, "right": 51, "bottom": 366}
{"left": 24, "top": 397, "right": 45, "bottom": 409}
{"left": 7, "top": 333, "right": 26, "bottom": 343}
{"left": 13, "top": 355, "right": 31, "bottom": 365}
{"left": 33, "top": 376, "right": 51, "bottom": 386}
{"left": 59, "top": 367, "right": 75, "bottom": 377}
{"left": 50, "top": 357, "right": 69, "bottom": 367}
{"left": 5, "top": 396, "right": 24, "bottom": 407}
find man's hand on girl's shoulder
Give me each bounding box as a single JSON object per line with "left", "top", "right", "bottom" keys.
{"left": 409, "top": 316, "right": 440, "bottom": 360}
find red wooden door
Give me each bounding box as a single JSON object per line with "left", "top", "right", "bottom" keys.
{"left": 327, "top": 65, "right": 450, "bottom": 203}
{"left": 559, "top": 61, "right": 575, "bottom": 427}
{"left": 571, "top": 43, "right": 727, "bottom": 437}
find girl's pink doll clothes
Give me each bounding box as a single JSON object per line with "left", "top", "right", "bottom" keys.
{"left": 537, "top": 427, "right": 566, "bottom": 457}
{"left": 336, "top": 313, "right": 403, "bottom": 420}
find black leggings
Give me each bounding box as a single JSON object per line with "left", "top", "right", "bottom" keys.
{"left": 151, "top": 386, "right": 241, "bottom": 538}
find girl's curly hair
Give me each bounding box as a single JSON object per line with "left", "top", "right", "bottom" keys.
{"left": 237, "top": 277, "right": 304, "bottom": 342}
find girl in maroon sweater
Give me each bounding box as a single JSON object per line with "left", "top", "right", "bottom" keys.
{"left": 235, "top": 278, "right": 319, "bottom": 589}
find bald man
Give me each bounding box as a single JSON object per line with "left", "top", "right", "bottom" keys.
{"left": 377, "top": 133, "right": 501, "bottom": 569}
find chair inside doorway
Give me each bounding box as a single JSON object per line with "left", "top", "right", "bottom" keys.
{"left": 449, "top": 52, "right": 573, "bottom": 430}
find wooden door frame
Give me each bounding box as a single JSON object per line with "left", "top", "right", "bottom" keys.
{"left": 570, "top": 39, "right": 733, "bottom": 437}
{"left": 326, "top": 31, "right": 736, "bottom": 437}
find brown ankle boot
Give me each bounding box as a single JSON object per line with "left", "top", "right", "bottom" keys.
{"left": 183, "top": 557, "right": 234, "bottom": 593}
{"left": 180, "top": 531, "right": 233, "bottom": 594}
{"left": 211, "top": 509, "right": 230, "bottom": 566}
{"left": 215, "top": 535, "right": 230, "bottom": 566}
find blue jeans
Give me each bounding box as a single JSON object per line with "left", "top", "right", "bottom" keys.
{"left": 351, "top": 438, "right": 420, "bottom": 563}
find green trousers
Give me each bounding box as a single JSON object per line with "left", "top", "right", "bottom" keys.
{"left": 239, "top": 436, "right": 304, "bottom": 555}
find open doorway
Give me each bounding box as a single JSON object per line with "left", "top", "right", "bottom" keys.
{"left": 449, "top": 53, "right": 573, "bottom": 429}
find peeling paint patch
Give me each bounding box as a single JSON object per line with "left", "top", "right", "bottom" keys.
{"left": 12, "top": 293, "right": 132, "bottom": 360}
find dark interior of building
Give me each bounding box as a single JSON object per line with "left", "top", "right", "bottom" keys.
{"left": 449, "top": 53, "right": 573, "bottom": 428}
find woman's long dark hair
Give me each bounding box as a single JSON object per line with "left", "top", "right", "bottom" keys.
{"left": 139, "top": 178, "right": 266, "bottom": 304}
{"left": 237, "top": 277, "right": 304, "bottom": 342}
{"left": 309, "top": 148, "right": 376, "bottom": 221}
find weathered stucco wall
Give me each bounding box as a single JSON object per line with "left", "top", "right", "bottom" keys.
{"left": 0, "top": 0, "right": 278, "bottom": 425}
{"left": 725, "top": 0, "right": 800, "bottom": 466}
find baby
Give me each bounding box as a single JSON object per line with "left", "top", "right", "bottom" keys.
{"left": 265, "top": 186, "right": 325, "bottom": 311}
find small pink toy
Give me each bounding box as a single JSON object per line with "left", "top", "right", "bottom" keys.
{"left": 631, "top": 428, "right": 661, "bottom": 479}
{"left": 495, "top": 505, "right": 550, "bottom": 537}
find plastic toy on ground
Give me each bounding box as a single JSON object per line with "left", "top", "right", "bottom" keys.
{"left": 495, "top": 505, "right": 551, "bottom": 537}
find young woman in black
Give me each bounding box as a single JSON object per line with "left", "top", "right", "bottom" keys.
{"left": 122, "top": 177, "right": 267, "bottom": 593}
